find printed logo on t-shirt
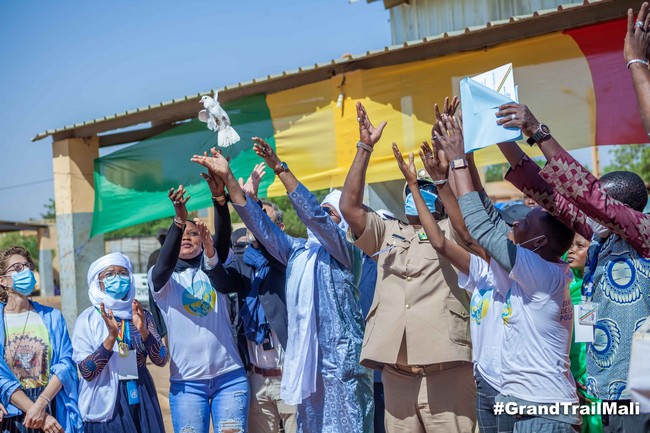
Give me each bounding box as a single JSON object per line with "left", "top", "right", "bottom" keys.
{"left": 182, "top": 279, "right": 216, "bottom": 317}
{"left": 470, "top": 288, "right": 492, "bottom": 325}
{"left": 501, "top": 290, "right": 513, "bottom": 324}
{"left": 4, "top": 334, "right": 49, "bottom": 388}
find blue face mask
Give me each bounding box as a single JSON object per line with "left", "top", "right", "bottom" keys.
{"left": 102, "top": 274, "right": 131, "bottom": 300}
{"left": 11, "top": 269, "right": 37, "bottom": 296}
{"left": 405, "top": 190, "right": 440, "bottom": 216}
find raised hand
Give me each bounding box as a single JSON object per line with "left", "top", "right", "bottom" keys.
{"left": 193, "top": 217, "right": 215, "bottom": 258}
{"left": 625, "top": 2, "right": 650, "bottom": 62}
{"left": 252, "top": 137, "right": 282, "bottom": 171}
{"left": 168, "top": 185, "right": 190, "bottom": 224}
{"left": 432, "top": 96, "right": 460, "bottom": 138}
{"left": 191, "top": 147, "right": 232, "bottom": 179}
{"left": 419, "top": 141, "right": 448, "bottom": 182}
{"left": 392, "top": 143, "right": 418, "bottom": 186}
{"left": 198, "top": 151, "right": 226, "bottom": 199}
{"left": 100, "top": 303, "right": 119, "bottom": 338}
{"left": 357, "top": 102, "right": 387, "bottom": 148}
{"left": 132, "top": 299, "right": 148, "bottom": 341}
{"left": 495, "top": 103, "right": 540, "bottom": 137}
{"left": 434, "top": 115, "right": 465, "bottom": 161}
{"left": 239, "top": 162, "right": 266, "bottom": 201}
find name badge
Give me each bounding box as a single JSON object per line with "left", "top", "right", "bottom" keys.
{"left": 116, "top": 350, "right": 139, "bottom": 380}
{"left": 578, "top": 301, "right": 598, "bottom": 326}
{"left": 573, "top": 305, "right": 594, "bottom": 343}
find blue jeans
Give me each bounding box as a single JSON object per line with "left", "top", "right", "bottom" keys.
{"left": 169, "top": 368, "right": 249, "bottom": 433}
{"left": 475, "top": 368, "right": 514, "bottom": 433}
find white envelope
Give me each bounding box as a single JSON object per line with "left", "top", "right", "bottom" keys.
{"left": 460, "top": 63, "right": 522, "bottom": 153}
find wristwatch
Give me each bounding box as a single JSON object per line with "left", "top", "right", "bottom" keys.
{"left": 526, "top": 123, "right": 551, "bottom": 146}
{"left": 274, "top": 161, "right": 289, "bottom": 175}
{"left": 450, "top": 158, "right": 468, "bottom": 170}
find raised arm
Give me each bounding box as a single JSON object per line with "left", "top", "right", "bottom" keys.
{"left": 340, "top": 102, "right": 387, "bottom": 238}
{"left": 251, "top": 137, "right": 299, "bottom": 195}
{"left": 288, "top": 183, "right": 359, "bottom": 270}
{"left": 626, "top": 3, "right": 650, "bottom": 135}
{"left": 497, "top": 141, "right": 593, "bottom": 239}
{"left": 436, "top": 116, "right": 518, "bottom": 272}
{"left": 497, "top": 103, "right": 650, "bottom": 256}
{"left": 199, "top": 151, "right": 231, "bottom": 263}
{"left": 150, "top": 186, "right": 188, "bottom": 291}
{"left": 249, "top": 138, "right": 360, "bottom": 269}
{"left": 191, "top": 149, "right": 294, "bottom": 265}
{"left": 392, "top": 143, "right": 472, "bottom": 274}
{"left": 420, "top": 137, "right": 488, "bottom": 259}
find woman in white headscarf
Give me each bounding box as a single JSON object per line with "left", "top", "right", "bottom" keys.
{"left": 71, "top": 252, "right": 168, "bottom": 433}
{"left": 191, "top": 139, "right": 374, "bottom": 433}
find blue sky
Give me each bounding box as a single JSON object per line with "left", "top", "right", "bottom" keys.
{"left": 0, "top": 0, "right": 614, "bottom": 222}
{"left": 0, "top": 0, "right": 391, "bottom": 221}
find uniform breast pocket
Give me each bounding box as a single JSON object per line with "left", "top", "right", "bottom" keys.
{"left": 380, "top": 239, "right": 410, "bottom": 271}
{"left": 445, "top": 298, "right": 471, "bottom": 346}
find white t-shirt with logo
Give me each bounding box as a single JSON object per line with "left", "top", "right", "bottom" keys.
{"left": 149, "top": 265, "right": 243, "bottom": 381}
{"left": 490, "top": 246, "right": 576, "bottom": 404}
{"left": 458, "top": 254, "right": 510, "bottom": 391}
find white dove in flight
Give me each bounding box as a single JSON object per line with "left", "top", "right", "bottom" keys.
{"left": 198, "top": 92, "right": 241, "bottom": 147}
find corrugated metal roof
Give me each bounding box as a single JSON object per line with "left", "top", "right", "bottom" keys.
{"left": 33, "top": 0, "right": 629, "bottom": 144}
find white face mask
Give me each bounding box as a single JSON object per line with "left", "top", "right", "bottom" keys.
{"left": 518, "top": 234, "right": 546, "bottom": 252}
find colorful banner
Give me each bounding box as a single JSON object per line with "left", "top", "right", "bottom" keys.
{"left": 92, "top": 17, "right": 645, "bottom": 236}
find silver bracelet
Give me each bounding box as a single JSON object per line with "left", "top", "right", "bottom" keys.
{"left": 356, "top": 141, "right": 373, "bottom": 153}
{"left": 627, "top": 58, "right": 649, "bottom": 69}
{"left": 38, "top": 394, "right": 51, "bottom": 405}
{"left": 432, "top": 179, "right": 448, "bottom": 186}
{"left": 173, "top": 216, "right": 186, "bottom": 226}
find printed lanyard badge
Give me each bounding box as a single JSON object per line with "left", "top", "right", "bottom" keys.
{"left": 578, "top": 301, "right": 598, "bottom": 326}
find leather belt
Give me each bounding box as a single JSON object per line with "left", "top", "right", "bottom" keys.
{"left": 390, "top": 361, "right": 470, "bottom": 376}
{"left": 252, "top": 366, "right": 283, "bottom": 377}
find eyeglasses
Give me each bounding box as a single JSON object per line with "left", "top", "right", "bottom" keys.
{"left": 100, "top": 270, "right": 130, "bottom": 281}
{"left": 3, "top": 262, "right": 35, "bottom": 274}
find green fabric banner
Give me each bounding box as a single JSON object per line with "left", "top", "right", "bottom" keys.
{"left": 91, "top": 93, "right": 275, "bottom": 237}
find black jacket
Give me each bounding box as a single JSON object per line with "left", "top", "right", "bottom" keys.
{"left": 211, "top": 243, "right": 288, "bottom": 369}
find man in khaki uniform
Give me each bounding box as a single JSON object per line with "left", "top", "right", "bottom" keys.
{"left": 341, "top": 102, "right": 476, "bottom": 433}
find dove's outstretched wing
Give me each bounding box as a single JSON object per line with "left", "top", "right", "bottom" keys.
{"left": 198, "top": 110, "right": 217, "bottom": 132}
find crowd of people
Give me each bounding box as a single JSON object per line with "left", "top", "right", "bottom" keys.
{"left": 1, "top": 2, "right": 650, "bottom": 432}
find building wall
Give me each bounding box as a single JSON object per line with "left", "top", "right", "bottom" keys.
{"left": 389, "top": 0, "right": 584, "bottom": 44}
